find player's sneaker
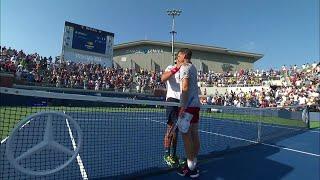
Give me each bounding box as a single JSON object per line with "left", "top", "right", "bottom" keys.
{"left": 189, "top": 167, "right": 200, "bottom": 178}
{"left": 163, "top": 155, "right": 175, "bottom": 167}
{"left": 177, "top": 164, "right": 199, "bottom": 178}
{"left": 169, "top": 155, "right": 186, "bottom": 167}
{"left": 168, "top": 155, "right": 179, "bottom": 167}
{"left": 178, "top": 158, "right": 186, "bottom": 166}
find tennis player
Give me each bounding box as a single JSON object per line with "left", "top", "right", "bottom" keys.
{"left": 161, "top": 56, "right": 181, "bottom": 167}
{"left": 176, "top": 48, "right": 201, "bottom": 178}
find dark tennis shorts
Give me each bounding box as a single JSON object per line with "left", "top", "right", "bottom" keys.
{"left": 180, "top": 107, "right": 200, "bottom": 124}
{"left": 166, "top": 97, "right": 180, "bottom": 125}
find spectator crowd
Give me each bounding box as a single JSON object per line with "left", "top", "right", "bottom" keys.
{"left": 201, "top": 62, "right": 319, "bottom": 108}
{"left": 1, "top": 45, "right": 319, "bottom": 108}
{"left": 0, "top": 46, "right": 165, "bottom": 93}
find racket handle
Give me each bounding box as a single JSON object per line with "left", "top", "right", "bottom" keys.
{"left": 168, "top": 125, "right": 177, "bottom": 137}
{"left": 168, "top": 118, "right": 181, "bottom": 136}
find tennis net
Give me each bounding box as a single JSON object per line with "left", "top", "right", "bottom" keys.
{"left": 0, "top": 87, "right": 309, "bottom": 179}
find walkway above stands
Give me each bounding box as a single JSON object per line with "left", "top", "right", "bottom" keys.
{"left": 199, "top": 86, "right": 270, "bottom": 96}
{"left": 12, "top": 84, "right": 164, "bottom": 101}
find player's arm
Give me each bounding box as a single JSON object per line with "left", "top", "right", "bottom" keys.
{"left": 161, "top": 61, "right": 182, "bottom": 82}
{"left": 161, "top": 66, "right": 180, "bottom": 82}
{"left": 179, "top": 64, "right": 190, "bottom": 116}
{"left": 179, "top": 77, "right": 189, "bottom": 115}
{"left": 161, "top": 71, "right": 173, "bottom": 82}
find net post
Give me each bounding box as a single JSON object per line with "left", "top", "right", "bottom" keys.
{"left": 302, "top": 105, "right": 311, "bottom": 129}
{"left": 306, "top": 106, "right": 310, "bottom": 129}
{"left": 257, "top": 108, "right": 262, "bottom": 143}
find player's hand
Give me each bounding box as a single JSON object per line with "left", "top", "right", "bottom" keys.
{"left": 175, "top": 61, "right": 182, "bottom": 68}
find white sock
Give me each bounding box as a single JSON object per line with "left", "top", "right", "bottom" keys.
{"left": 187, "top": 159, "right": 195, "bottom": 170}
{"left": 193, "top": 157, "right": 197, "bottom": 167}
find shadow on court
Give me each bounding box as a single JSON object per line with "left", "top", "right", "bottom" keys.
{"left": 139, "top": 144, "right": 289, "bottom": 180}
{"left": 142, "top": 129, "right": 319, "bottom": 180}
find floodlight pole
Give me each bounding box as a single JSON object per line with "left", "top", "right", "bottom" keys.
{"left": 167, "top": 9, "right": 182, "bottom": 64}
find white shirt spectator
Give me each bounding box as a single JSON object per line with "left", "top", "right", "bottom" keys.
{"left": 15, "top": 70, "right": 22, "bottom": 80}
{"left": 95, "top": 80, "right": 100, "bottom": 90}
{"left": 282, "top": 65, "right": 287, "bottom": 71}
{"left": 293, "top": 94, "right": 299, "bottom": 102}
{"left": 10, "top": 56, "right": 15, "bottom": 63}
{"left": 312, "top": 62, "right": 317, "bottom": 69}
{"left": 299, "top": 96, "right": 307, "bottom": 105}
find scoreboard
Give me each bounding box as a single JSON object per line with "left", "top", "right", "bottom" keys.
{"left": 62, "top": 21, "right": 114, "bottom": 66}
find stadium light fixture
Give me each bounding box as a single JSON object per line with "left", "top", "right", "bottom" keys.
{"left": 167, "top": 9, "right": 182, "bottom": 64}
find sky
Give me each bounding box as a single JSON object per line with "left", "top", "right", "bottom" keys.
{"left": 1, "top": 0, "right": 319, "bottom": 70}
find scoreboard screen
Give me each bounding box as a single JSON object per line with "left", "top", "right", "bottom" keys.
{"left": 64, "top": 21, "right": 114, "bottom": 55}
{"left": 72, "top": 28, "right": 107, "bottom": 54}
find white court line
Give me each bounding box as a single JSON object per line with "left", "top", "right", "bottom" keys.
{"left": 149, "top": 119, "right": 257, "bottom": 144}
{"left": 308, "top": 129, "right": 320, "bottom": 133}
{"left": 1, "top": 136, "right": 8, "bottom": 144}
{"left": 75, "top": 116, "right": 319, "bottom": 134}
{"left": 20, "top": 120, "right": 31, "bottom": 130}
{"left": 199, "top": 129, "right": 257, "bottom": 144}
{"left": 251, "top": 121, "right": 319, "bottom": 134}
{"left": 148, "top": 119, "right": 320, "bottom": 157}
{"left": 65, "top": 118, "right": 88, "bottom": 180}
{"left": 139, "top": 114, "right": 314, "bottom": 133}
{"left": 260, "top": 142, "right": 320, "bottom": 157}
{"left": 203, "top": 117, "right": 320, "bottom": 134}
{"left": 147, "top": 115, "right": 319, "bottom": 134}
{"left": 148, "top": 119, "right": 166, "bottom": 125}
{"left": 201, "top": 116, "right": 319, "bottom": 133}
